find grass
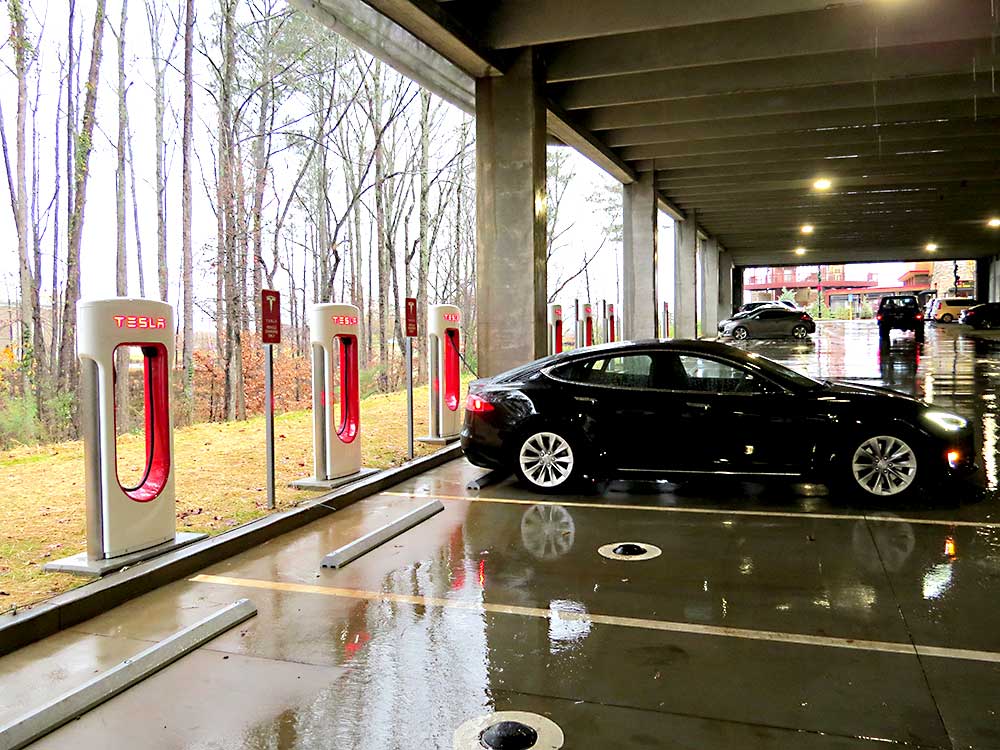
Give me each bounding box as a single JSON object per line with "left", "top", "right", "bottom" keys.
{"left": 0, "top": 380, "right": 465, "bottom": 612}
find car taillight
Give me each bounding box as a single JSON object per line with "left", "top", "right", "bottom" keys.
{"left": 466, "top": 394, "right": 494, "bottom": 413}
{"left": 801, "top": 313, "right": 811, "bottom": 321}
{"left": 876, "top": 314, "right": 882, "bottom": 321}
{"left": 916, "top": 313, "right": 923, "bottom": 320}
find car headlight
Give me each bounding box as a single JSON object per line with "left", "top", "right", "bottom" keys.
{"left": 922, "top": 411, "right": 968, "bottom": 432}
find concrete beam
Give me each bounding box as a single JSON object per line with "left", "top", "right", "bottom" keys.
{"left": 476, "top": 49, "right": 548, "bottom": 376}
{"left": 622, "top": 172, "right": 659, "bottom": 339}
{"left": 557, "top": 39, "right": 998, "bottom": 110}
{"left": 546, "top": 102, "right": 636, "bottom": 184}
{"left": 477, "top": 0, "right": 846, "bottom": 49}
{"left": 546, "top": 0, "right": 993, "bottom": 82}
{"left": 585, "top": 74, "right": 1000, "bottom": 130}
{"left": 605, "top": 100, "right": 1000, "bottom": 148}
{"left": 674, "top": 211, "right": 698, "bottom": 339}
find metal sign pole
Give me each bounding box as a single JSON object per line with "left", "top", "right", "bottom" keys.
{"left": 406, "top": 338, "right": 414, "bottom": 460}
{"left": 265, "top": 343, "right": 275, "bottom": 510}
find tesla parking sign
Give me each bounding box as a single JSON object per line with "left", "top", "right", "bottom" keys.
{"left": 405, "top": 297, "right": 418, "bottom": 337}
{"left": 262, "top": 290, "right": 281, "bottom": 344}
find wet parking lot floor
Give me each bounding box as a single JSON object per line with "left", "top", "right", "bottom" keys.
{"left": 2, "top": 321, "right": 1000, "bottom": 749}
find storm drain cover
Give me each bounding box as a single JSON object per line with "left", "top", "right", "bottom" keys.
{"left": 453, "top": 711, "right": 564, "bottom": 750}
{"left": 598, "top": 541, "right": 662, "bottom": 561}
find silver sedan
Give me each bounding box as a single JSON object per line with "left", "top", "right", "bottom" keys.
{"left": 719, "top": 306, "right": 816, "bottom": 340}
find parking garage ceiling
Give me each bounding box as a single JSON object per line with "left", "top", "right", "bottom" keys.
{"left": 310, "top": 0, "right": 1000, "bottom": 266}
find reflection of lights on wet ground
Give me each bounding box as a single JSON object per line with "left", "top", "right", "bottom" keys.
{"left": 739, "top": 557, "right": 754, "bottom": 575}
{"left": 984, "top": 415, "right": 997, "bottom": 490}
{"left": 944, "top": 536, "right": 957, "bottom": 558}
{"left": 923, "top": 563, "right": 954, "bottom": 600}
{"left": 548, "top": 600, "right": 591, "bottom": 654}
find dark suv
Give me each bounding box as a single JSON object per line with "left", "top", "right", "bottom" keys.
{"left": 877, "top": 295, "right": 924, "bottom": 343}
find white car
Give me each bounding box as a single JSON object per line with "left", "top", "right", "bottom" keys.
{"left": 930, "top": 297, "right": 977, "bottom": 323}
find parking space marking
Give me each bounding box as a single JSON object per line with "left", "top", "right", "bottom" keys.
{"left": 191, "top": 574, "right": 1000, "bottom": 665}
{"left": 384, "top": 491, "right": 1000, "bottom": 529}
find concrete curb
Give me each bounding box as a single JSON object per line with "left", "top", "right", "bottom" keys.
{"left": 0, "top": 444, "right": 463, "bottom": 657}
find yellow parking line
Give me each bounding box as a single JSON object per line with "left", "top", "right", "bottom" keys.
{"left": 383, "top": 491, "right": 1000, "bottom": 529}
{"left": 191, "top": 573, "right": 1000, "bottom": 664}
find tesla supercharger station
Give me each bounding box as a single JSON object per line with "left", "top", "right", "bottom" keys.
{"left": 45, "top": 298, "right": 205, "bottom": 576}
{"left": 421, "top": 304, "right": 462, "bottom": 443}
{"left": 577, "top": 303, "right": 594, "bottom": 348}
{"left": 292, "top": 303, "right": 375, "bottom": 490}
{"left": 547, "top": 303, "right": 563, "bottom": 355}
{"left": 606, "top": 303, "right": 617, "bottom": 343}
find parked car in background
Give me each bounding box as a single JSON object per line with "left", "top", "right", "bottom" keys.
{"left": 719, "top": 307, "right": 815, "bottom": 340}
{"left": 959, "top": 302, "right": 1000, "bottom": 329}
{"left": 877, "top": 295, "right": 924, "bottom": 343}
{"left": 930, "top": 297, "right": 977, "bottom": 323}
{"left": 736, "top": 300, "right": 799, "bottom": 314}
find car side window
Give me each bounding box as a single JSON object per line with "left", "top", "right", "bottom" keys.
{"left": 676, "top": 355, "right": 770, "bottom": 394}
{"left": 552, "top": 354, "right": 654, "bottom": 389}
{"left": 757, "top": 310, "right": 786, "bottom": 319}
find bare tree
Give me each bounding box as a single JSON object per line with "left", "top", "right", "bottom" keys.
{"left": 180, "top": 0, "right": 195, "bottom": 417}
{"left": 114, "top": 0, "right": 130, "bottom": 432}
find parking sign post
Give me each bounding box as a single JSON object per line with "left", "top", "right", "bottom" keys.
{"left": 261, "top": 290, "right": 281, "bottom": 509}
{"left": 405, "top": 297, "right": 418, "bottom": 460}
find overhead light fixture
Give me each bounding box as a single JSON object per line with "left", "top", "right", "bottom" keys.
{"left": 801, "top": 224, "right": 815, "bottom": 234}
{"left": 925, "top": 243, "right": 938, "bottom": 252}
{"left": 794, "top": 247, "right": 807, "bottom": 256}
{"left": 989, "top": 217, "right": 1000, "bottom": 228}
{"left": 813, "top": 178, "right": 832, "bottom": 191}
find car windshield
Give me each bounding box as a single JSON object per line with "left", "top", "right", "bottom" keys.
{"left": 743, "top": 351, "right": 822, "bottom": 390}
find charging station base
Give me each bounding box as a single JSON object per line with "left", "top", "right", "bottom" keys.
{"left": 289, "top": 467, "right": 379, "bottom": 491}
{"left": 43, "top": 532, "right": 208, "bottom": 578}
{"left": 417, "top": 435, "right": 460, "bottom": 445}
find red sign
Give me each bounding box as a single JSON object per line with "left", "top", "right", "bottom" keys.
{"left": 443, "top": 312, "right": 460, "bottom": 323}
{"left": 405, "top": 297, "right": 418, "bottom": 337}
{"left": 113, "top": 315, "right": 166, "bottom": 330}
{"left": 261, "top": 290, "right": 281, "bottom": 344}
{"left": 331, "top": 315, "right": 359, "bottom": 326}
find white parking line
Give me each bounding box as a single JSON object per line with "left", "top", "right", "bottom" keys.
{"left": 191, "top": 574, "right": 1000, "bottom": 665}
{"left": 383, "top": 491, "right": 1000, "bottom": 529}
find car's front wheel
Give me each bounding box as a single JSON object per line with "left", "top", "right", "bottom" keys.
{"left": 732, "top": 326, "right": 749, "bottom": 340}
{"left": 941, "top": 313, "right": 954, "bottom": 323}
{"left": 848, "top": 434, "right": 919, "bottom": 499}
{"left": 515, "top": 430, "right": 578, "bottom": 492}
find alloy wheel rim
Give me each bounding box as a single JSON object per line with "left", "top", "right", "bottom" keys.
{"left": 851, "top": 435, "right": 917, "bottom": 496}
{"left": 734, "top": 327, "right": 748, "bottom": 340}
{"left": 793, "top": 325, "right": 807, "bottom": 339}
{"left": 519, "top": 432, "right": 574, "bottom": 488}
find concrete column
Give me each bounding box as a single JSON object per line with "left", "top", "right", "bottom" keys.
{"left": 673, "top": 211, "right": 697, "bottom": 339}
{"left": 622, "top": 172, "right": 658, "bottom": 339}
{"left": 732, "top": 265, "right": 744, "bottom": 311}
{"left": 475, "top": 50, "right": 547, "bottom": 376}
{"left": 699, "top": 237, "right": 720, "bottom": 336}
{"left": 718, "top": 247, "right": 734, "bottom": 322}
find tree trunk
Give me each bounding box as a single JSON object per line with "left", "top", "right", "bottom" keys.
{"left": 115, "top": 0, "right": 130, "bottom": 434}
{"left": 181, "top": 0, "right": 194, "bottom": 420}
{"left": 59, "top": 0, "right": 107, "bottom": 401}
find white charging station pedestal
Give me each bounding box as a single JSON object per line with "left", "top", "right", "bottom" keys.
{"left": 291, "top": 303, "right": 376, "bottom": 490}
{"left": 420, "top": 304, "right": 462, "bottom": 444}
{"left": 45, "top": 298, "right": 205, "bottom": 577}
{"left": 576, "top": 303, "right": 594, "bottom": 348}
{"left": 547, "top": 303, "right": 563, "bottom": 356}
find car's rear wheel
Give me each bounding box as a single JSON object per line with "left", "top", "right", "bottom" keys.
{"left": 515, "top": 430, "right": 577, "bottom": 492}
{"left": 941, "top": 313, "right": 954, "bottom": 323}
{"left": 982, "top": 320, "right": 993, "bottom": 330}
{"left": 732, "top": 326, "right": 749, "bottom": 340}
{"left": 791, "top": 324, "right": 809, "bottom": 339}
{"left": 849, "top": 434, "right": 919, "bottom": 499}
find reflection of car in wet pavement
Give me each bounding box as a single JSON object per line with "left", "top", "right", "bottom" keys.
{"left": 461, "top": 340, "right": 976, "bottom": 501}
{"left": 718, "top": 307, "right": 815, "bottom": 340}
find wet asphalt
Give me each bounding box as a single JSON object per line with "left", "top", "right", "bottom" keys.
{"left": 1, "top": 320, "right": 999, "bottom": 749}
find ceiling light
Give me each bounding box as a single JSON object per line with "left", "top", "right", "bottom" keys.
{"left": 800, "top": 224, "right": 815, "bottom": 234}
{"left": 989, "top": 217, "right": 1000, "bottom": 228}
{"left": 794, "top": 247, "right": 807, "bottom": 256}
{"left": 925, "top": 243, "right": 938, "bottom": 252}
{"left": 813, "top": 178, "right": 832, "bottom": 191}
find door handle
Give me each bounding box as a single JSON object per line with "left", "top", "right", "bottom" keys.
{"left": 574, "top": 396, "right": 597, "bottom": 404}
{"left": 685, "top": 401, "right": 710, "bottom": 411}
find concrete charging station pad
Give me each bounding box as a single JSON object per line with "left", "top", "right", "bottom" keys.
{"left": 44, "top": 532, "right": 207, "bottom": 578}
{"left": 416, "top": 435, "right": 459, "bottom": 446}
{"left": 289, "top": 467, "right": 380, "bottom": 491}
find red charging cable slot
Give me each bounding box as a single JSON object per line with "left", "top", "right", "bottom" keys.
{"left": 336, "top": 334, "right": 360, "bottom": 443}
{"left": 554, "top": 320, "right": 563, "bottom": 353}
{"left": 585, "top": 318, "right": 594, "bottom": 347}
{"left": 444, "top": 328, "right": 460, "bottom": 411}
{"left": 608, "top": 316, "right": 616, "bottom": 342}
{"left": 114, "top": 343, "right": 171, "bottom": 503}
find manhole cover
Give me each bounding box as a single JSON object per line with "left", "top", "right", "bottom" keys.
{"left": 454, "top": 711, "right": 564, "bottom": 750}
{"left": 598, "top": 541, "right": 662, "bottom": 561}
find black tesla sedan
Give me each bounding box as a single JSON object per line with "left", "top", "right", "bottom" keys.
{"left": 461, "top": 340, "right": 975, "bottom": 499}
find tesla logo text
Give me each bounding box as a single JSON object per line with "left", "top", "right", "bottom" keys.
{"left": 443, "top": 313, "right": 460, "bottom": 322}
{"left": 113, "top": 315, "right": 166, "bottom": 330}
{"left": 331, "top": 315, "right": 359, "bottom": 326}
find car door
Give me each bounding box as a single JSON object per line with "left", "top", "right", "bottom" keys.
{"left": 670, "top": 352, "right": 819, "bottom": 475}
{"left": 751, "top": 308, "right": 787, "bottom": 337}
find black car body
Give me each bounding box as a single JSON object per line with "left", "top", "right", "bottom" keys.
{"left": 718, "top": 307, "right": 815, "bottom": 340}
{"left": 877, "top": 295, "right": 924, "bottom": 342}
{"left": 959, "top": 302, "right": 1000, "bottom": 329}
{"left": 462, "top": 340, "right": 974, "bottom": 499}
